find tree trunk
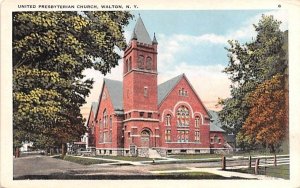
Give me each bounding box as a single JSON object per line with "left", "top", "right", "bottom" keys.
{"left": 61, "top": 143, "right": 67, "bottom": 157}
{"left": 269, "top": 144, "right": 275, "bottom": 153}
{"left": 15, "top": 147, "right": 20, "bottom": 158}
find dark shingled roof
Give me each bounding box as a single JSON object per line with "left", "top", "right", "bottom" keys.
{"left": 209, "top": 110, "right": 226, "bottom": 132}
{"left": 131, "top": 16, "right": 152, "bottom": 45}
{"left": 157, "top": 74, "right": 184, "bottom": 105}
{"left": 104, "top": 78, "right": 123, "bottom": 112}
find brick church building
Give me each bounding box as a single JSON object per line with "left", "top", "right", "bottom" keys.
{"left": 86, "top": 16, "right": 226, "bottom": 157}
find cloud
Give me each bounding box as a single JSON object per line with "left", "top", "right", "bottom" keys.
{"left": 158, "top": 63, "right": 231, "bottom": 111}
{"left": 80, "top": 10, "right": 288, "bottom": 119}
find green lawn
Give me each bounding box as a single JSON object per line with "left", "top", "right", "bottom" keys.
{"left": 62, "top": 155, "right": 112, "bottom": 165}
{"left": 156, "top": 171, "right": 247, "bottom": 179}
{"left": 94, "top": 155, "right": 164, "bottom": 161}
{"left": 264, "top": 164, "right": 289, "bottom": 179}
{"left": 233, "top": 150, "right": 289, "bottom": 157}
{"left": 227, "top": 164, "right": 289, "bottom": 179}
{"left": 168, "top": 154, "right": 224, "bottom": 159}
{"left": 150, "top": 167, "right": 189, "bottom": 171}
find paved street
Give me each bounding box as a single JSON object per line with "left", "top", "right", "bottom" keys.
{"left": 13, "top": 155, "right": 285, "bottom": 180}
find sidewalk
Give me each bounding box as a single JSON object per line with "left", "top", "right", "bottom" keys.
{"left": 150, "top": 167, "right": 283, "bottom": 180}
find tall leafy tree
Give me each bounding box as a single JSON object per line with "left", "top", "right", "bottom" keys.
{"left": 218, "top": 15, "right": 287, "bottom": 149}
{"left": 239, "top": 74, "right": 287, "bottom": 152}
{"left": 13, "top": 11, "right": 132, "bottom": 156}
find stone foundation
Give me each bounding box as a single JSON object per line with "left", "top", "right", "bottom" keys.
{"left": 94, "top": 147, "right": 224, "bottom": 157}
{"left": 137, "top": 148, "right": 149, "bottom": 157}
{"left": 166, "top": 148, "right": 211, "bottom": 155}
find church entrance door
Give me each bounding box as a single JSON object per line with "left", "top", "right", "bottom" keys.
{"left": 141, "top": 130, "right": 150, "bottom": 148}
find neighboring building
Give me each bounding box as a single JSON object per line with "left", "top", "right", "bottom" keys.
{"left": 20, "top": 141, "right": 34, "bottom": 152}
{"left": 88, "top": 16, "right": 226, "bottom": 157}
{"left": 209, "top": 110, "right": 236, "bottom": 150}
{"left": 86, "top": 102, "right": 98, "bottom": 150}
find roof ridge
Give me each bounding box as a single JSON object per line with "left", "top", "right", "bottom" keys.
{"left": 157, "top": 74, "right": 184, "bottom": 105}
{"left": 158, "top": 73, "right": 184, "bottom": 86}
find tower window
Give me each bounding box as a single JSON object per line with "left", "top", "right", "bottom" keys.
{"left": 146, "top": 57, "right": 152, "bottom": 70}
{"left": 147, "top": 112, "right": 152, "bottom": 118}
{"left": 125, "top": 59, "right": 128, "bottom": 73}
{"left": 138, "top": 55, "right": 144, "bottom": 69}
{"left": 144, "top": 87, "right": 148, "bottom": 97}
{"left": 128, "top": 56, "right": 132, "bottom": 71}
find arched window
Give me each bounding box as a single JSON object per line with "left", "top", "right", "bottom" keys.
{"left": 138, "top": 55, "right": 144, "bottom": 69}
{"left": 103, "top": 109, "right": 107, "bottom": 128}
{"left": 176, "top": 106, "right": 190, "bottom": 127}
{"left": 195, "top": 116, "right": 200, "bottom": 127}
{"left": 165, "top": 114, "right": 171, "bottom": 126}
{"left": 128, "top": 57, "right": 132, "bottom": 71}
{"left": 125, "top": 59, "right": 128, "bottom": 73}
{"left": 146, "top": 57, "right": 152, "bottom": 70}
{"left": 109, "top": 115, "right": 112, "bottom": 128}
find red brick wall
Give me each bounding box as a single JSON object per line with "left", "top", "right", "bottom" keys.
{"left": 122, "top": 40, "right": 159, "bottom": 149}
{"left": 95, "top": 85, "right": 119, "bottom": 149}
{"left": 209, "top": 132, "right": 225, "bottom": 148}
{"left": 123, "top": 41, "right": 158, "bottom": 111}
{"left": 158, "top": 76, "right": 211, "bottom": 149}
{"left": 123, "top": 121, "right": 159, "bottom": 148}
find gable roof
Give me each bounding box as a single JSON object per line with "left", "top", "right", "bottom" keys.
{"left": 86, "top": 101, "right": 98, "bottom": 127}
{"left": 157, "top": 74, "right": 211, "bottom": 119}
{"left": 104, "top": 78, "right": 123, "bottom": 112}
{"left": 91, "top": 102, "right": 98, "bottom": 114}
{"left": 158, "top": 74, "right": 184, "bottom": 105}
{"left": 131, "top": 16, "right": 152, "bottom": 45}
{"left": 209, "top": 110, "right": 225, "bottom": 132}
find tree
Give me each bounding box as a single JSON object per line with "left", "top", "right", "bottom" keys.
{"left": 13, "top": 11, "right": 132, "bottom": 156}
{"left": 240, "top": 74, "right": 287, "bottom": 153}
{"left": 218, "top": 15, "right": 287, "bottom": 149}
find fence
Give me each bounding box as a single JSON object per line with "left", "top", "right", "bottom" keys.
{"left": 221, "top": 154, "right": 289, "bottom": 178}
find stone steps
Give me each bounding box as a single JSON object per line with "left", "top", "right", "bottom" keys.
{"left": 148, "top": 148, "right": 162, "bottom": 158}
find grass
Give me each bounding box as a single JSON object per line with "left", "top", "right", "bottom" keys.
{"left": 263, "top": 164, "right": 289, "bottom": 179}
{"left": 94, "top": 155, "right": 164, "bottom": 161}
{"left": 61, "top": 155, "right": 112, "bottom": 165}
{"left": 156, "top": 171, "right": 247, "bottom": 179}
{"left": 150, "top": 167, "right": 189, "bottom": 171}
{"left": 233, "top": 150, "right": 289, "bottom": 157}
{"left": 227, "top": 164, "right": 289, "bottom": 179}
{"left": 168, "top": 153, "right": 224, "bottom": 159}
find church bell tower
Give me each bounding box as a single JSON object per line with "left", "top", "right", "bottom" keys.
{"left": 122, "top": 15, "right": 159, "bottom": 149}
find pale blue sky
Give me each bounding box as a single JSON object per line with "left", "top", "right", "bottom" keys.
{"left": 82, "top": 9, "right": 288, "bottom": 118}
{"left": 125, "top": 10, "right": 286, "bottom": 67}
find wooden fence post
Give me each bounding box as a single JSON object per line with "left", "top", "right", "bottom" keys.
{"left": 221, "top": 156, "right": 226, "bottom": 170}
{"left": 248, "top": 156, "right": 252, "bottom": 168}
{"left": 255, "top": 158, "right": 260, "bottom": 175}
{"left": 274, "top": 154, "right": 277, "bottom": 166}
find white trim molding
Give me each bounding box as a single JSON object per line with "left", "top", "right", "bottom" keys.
{"left": 173, "top": 101, "right": 194, "bottom": 118}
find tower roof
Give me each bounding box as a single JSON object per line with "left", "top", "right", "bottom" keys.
{"left": 131, "top": 15, "right": 152, "bottom": 45}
